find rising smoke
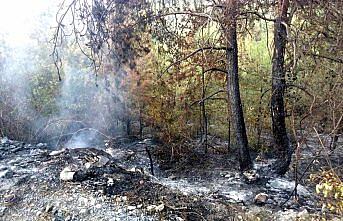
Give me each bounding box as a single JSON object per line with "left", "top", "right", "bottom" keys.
{"left": 0, "top": 2, "right": 129, "bottom": 149}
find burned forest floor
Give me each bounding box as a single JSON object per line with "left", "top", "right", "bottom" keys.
{"left": 0, "top": 135, "right": 342, "bottom": 221}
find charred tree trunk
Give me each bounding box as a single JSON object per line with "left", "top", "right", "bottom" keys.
{"left": 126, "top": 118, "right": 131, "bottom": 137}
{"left": 201, "top": 69, "right": 208, "bottom": 154}
{"left": 225, "top": 0, "right": 252, "bottom": 171}
{"left": 271, "top": 0, "right": 292, "bottom": 175}
{"left": 139, "top": 106, "right": 143, "bottom": 139}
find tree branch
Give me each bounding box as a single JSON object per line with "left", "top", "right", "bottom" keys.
{"left": 152, "top": 12, "right": 218, "bottom": 22}
{"left": 240, "top": 11, "right": 276, "bottom": 22}
{"left": 190, "top": 89, "right": 225, "bottom": 107}
{"left": 160, "top": 46, "right": 228, "bottom": 77}
{"left": 203, "top": 67, "right": 227, "bottom": 74}
{"left": 304, "top": 52, "right": 343, "bottom": 64}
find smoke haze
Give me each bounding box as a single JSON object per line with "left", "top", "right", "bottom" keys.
{"left": 0, "top": 1, "right": 128, "bottom": 148}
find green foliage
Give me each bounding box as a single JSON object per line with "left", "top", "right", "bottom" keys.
{"left": 311, "top": 170, "right": 343, "bottom": 215}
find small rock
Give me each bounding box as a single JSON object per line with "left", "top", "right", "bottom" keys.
{"left": 169, "top": 175, "right": 177, "bottom": 180}
{"left": 254, "top": 193, "right": 269, "bottom": 205}
{"left": 3, "top": 194, "right": 18, "bottom": 205}
{"left": 266, "top": 199, "right": 274, "bottom": 204}
{"left": 49, "top": 149, "right": 66, "bottom": 156}
{"left": 45, "top": 204, "right": 54, "bottom": 213}
{"left": 223, "top": 190, "right": 254, "bottom": 203}
{"left": 60, "top": 167, "right": 76, "bottom": 181}
{"left": 36, "top": 143, "right": 46, "bottom": 148}
{"left": 0, "top": 169, "right": 13, "bottom": 179}
{"left": 155, "top": 203, "right": 165, "bottom": 212}
{"left": 88, "top": 155, "right": 110, "bottom": 168}
{"left": 0, "top": 206, "right": 7, "bottom": 216}
{"left": 107, "top": 178, "right": 114, "bottom": 186}
{"left": 79, "top": 208, "right": 89, "bottom": 214}
{"left": 30, "top": 149, "right": 46, "bottom": 156}
{"left": 127, "top": 205, "right": 136, "bottom": 210}
{"left": 85, "top": 162, "right": 92, "bottom": 169}
{"left": 275, "top": 209, "right": 298, "bottom": 221}
{"left": 1, "top": 137, "right": 9, "bottom": 144}
{"left": 146, "top": 205, "right": 156, "bottom": 212}
{"left": 97, "top": 155, "right": 110, "bottom": 166}
{"left": 267, "top": 178, "right": 310, "bottom": 197}
{"left": 243, "top": 169, "right": 260, "bottom": 183}
{"left": 105, "top": 148, "right": 116, "bottom": 157}
{"left": 115, "top": 196, "right": 127, "bottom": 203}
{"left": 224, "top": 173, "right": 233, "bottom": 178}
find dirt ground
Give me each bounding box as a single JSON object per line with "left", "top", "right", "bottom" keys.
{"left": 0, "top": 136, "right": 342, "bottom": 221}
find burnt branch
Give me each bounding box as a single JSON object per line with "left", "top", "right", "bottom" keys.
{"left": 160, "top": 46, "right": 228, "bottom": 77}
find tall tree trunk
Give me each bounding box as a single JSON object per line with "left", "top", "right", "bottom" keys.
{"left": 271, "top": 0, "right": 292, "bottom": 175}
{"left": 201, "top": 69, "right": 208, "bottom": 154}
{"left": 225, "top": 0, "right": 252, "bottom": 171}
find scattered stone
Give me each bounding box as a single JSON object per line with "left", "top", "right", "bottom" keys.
{"left": 105, "top": 148, "right": 116, "bottom": 157}
{"left": 169, "top": 175, "right": 177, "bottom": 180}
{"left": 45, "top": 204, "right": 54, "bottom": 213}
{"left": 94, "top": 156, "right": 109, "bottom": 167}
{"left": 254, "top": 193, "right": 269, "bottom": 205}
{"left": 234, "top": 173, "right": 241, "bottom": 179}
{"left": 155, "top": 203, "right": 165, "bottom": 212}
{"left": 49, "top": 149, "right": 66, "bottom": 156}
{"left": 36, "top": 143, "right": 46, "bottom": 148}
{"left": 3, "top": 194, "right": 19, "bottom": 205}
{"left": 85, "top": 155, "right": 110, "bottom": 169}
{"left": 297, "top": 208, "right": 308, "bottom": 217}
{"left": 223, "top": 190, "right": 254, "bottom": 203}
{"left": 224, "top": 173, "right": 234, "bottom": 178}
{"left": 0, "top": 169, "right": 13, "bottom": 178}
{"left": 274, "top": 209, "right": 311, "bottom": 221}
{"left": 146, "top": 205, "right": 156, "bottom": 212}
{"left": 107, "top": 178, "right": 114, "bottom": 186}
{"left": 266, "top": 199, "right": 274, "bottom": 204}
{"left": 30, "top": 148, "right": 47, "bottom": 156}
{"left": 267, "top": 178, "right": 310, "bottom": 197}
{"left": 243, "top": 169, "right": 260, "bottom": 183}
{"left": 60, "top": 167, "right": 76, "bottom": 181}
{"left": 115, "top": 196, "right": 128, "bottom": 203}
{"left": 0, "top": 206, "right": 7, "bottom": 216}
{"left": 1, "top": 137, "right": 9, "bottom": 144}
{"left": 79, "top": 208, "right": 89, "bottom": 214}
{"left": 127, "top": 205, "right": 136, "bottom": 210}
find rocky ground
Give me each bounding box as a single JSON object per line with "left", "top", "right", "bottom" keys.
{"left": 0, "top": 136, "right": 341, "bottom": 221}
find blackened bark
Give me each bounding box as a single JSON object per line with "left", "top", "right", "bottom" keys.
{"left": 225, "top": 0, "right": 252, "bottom": 171}
{"left": 271, "top": 0, "right": 292, "bottom": 175}
{"left": 126, "top": 118, "right": 131, "bottom": 136}
{"left": 139, "top": 106, "right": 143, "bottom": 139}
{"left": 201, "top": 69, "right": 208, "bottom": 154}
